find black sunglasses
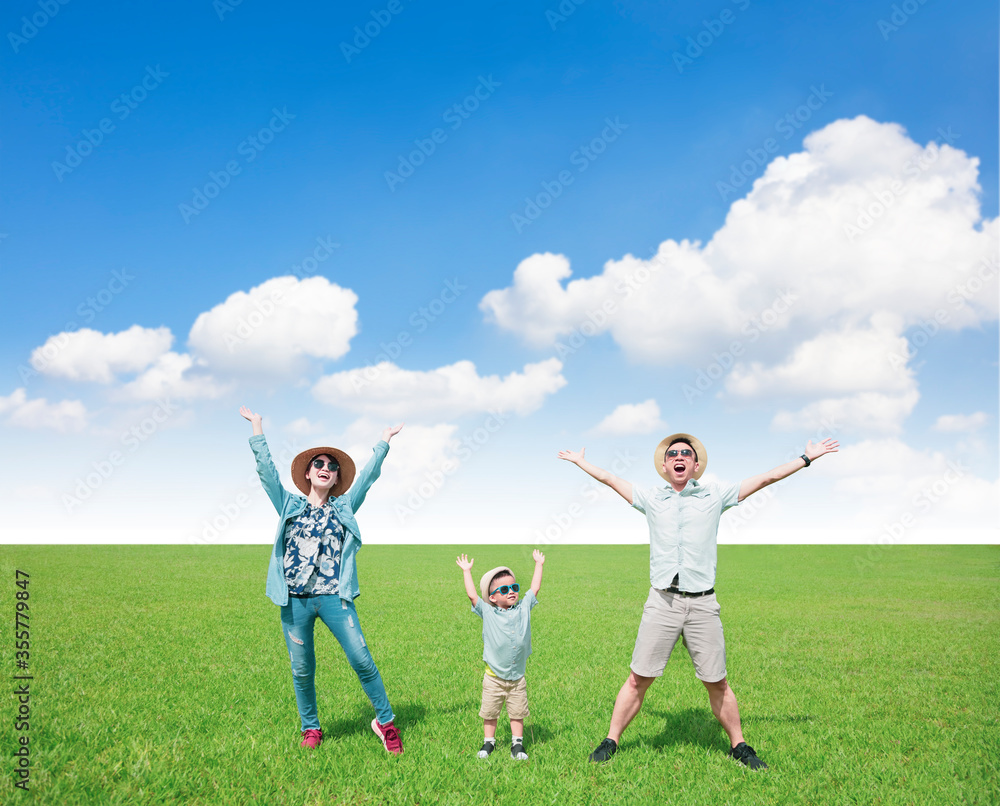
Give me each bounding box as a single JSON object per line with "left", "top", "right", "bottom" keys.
{"left": 666, "top": 449, "right": 694, "bottom": 458}
{"left": 312, "top": 458, "right": 339, "bottom": 472}
{"left": 490, "top": 583, "right": 520, "bottom": 596}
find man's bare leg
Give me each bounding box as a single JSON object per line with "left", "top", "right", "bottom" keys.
{"left": 702, "top": 677, "right": 744, "bottom": 747}
{"left": 608, "top": 671, "right": 655, "bottom": 742}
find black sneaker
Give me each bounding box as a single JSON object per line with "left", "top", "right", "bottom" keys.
{"left": 511, "top": 742, "right": 528, "bottom": 760}
{"left": 588, "top": 738, "right": 618, "bottom": 763}
{"left": 477, "top": 741, "right": 495, "bottom": 759}
{"left": 729, "top": 742, "right": 768, "bottom": 770}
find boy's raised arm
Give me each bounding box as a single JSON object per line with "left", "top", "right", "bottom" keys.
{"left": 530, "top": 549, "right": 545, "bottom": 597}
{"left": 558, "top": 447, "right": 633, "bottom": 504}
{"left": 456, "top": 554, "right": 478, "bottom": 606}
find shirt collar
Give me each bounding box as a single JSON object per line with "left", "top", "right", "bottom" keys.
{"left": 659, "top": 479, "right": 707, "bottom": 497}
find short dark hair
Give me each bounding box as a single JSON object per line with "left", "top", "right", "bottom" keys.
{"left": 667, "top": 437, "right": 697, "bottom": 463}
{"left": 489, "top": 569, "right": 514, "bottom": 591}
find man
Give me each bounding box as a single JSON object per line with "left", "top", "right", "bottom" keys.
{"left": 558, "top": 432, "right": 838, "bottom": 769}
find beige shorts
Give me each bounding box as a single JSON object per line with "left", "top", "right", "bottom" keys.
{"left": 630, "top": 588, "right": 727, "bottom": 682}
{"left": 479, "top": 673, "right": 529, "bottom": 720}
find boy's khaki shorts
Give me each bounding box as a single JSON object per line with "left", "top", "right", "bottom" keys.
{"left": 479, "top": 673, "right": 529, "bottom": 720}
{"left": 630, "top": 588, "right": 727, "bottom": 682}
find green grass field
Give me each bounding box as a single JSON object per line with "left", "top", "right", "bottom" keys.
{"left": 2, "top": 544, "right": 998, "bottom": 805}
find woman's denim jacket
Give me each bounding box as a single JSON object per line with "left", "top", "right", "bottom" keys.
{"left": 249, "top": 434, "right": 389, "bottom": 606}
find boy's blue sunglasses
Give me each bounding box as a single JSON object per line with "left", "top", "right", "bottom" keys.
{"left": 490, "top": 583, "right": 520, "bottom": 596}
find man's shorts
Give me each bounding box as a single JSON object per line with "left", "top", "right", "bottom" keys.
{"left": 479, "top": 673, "right": 529, "bottom": 720}
{"left": 630, "top": 587, "right": 727, "bottom": 682}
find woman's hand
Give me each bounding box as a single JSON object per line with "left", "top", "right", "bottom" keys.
{"left": 239, "top": 406, "right": 264, "bottom": 436}
{"left": 382, "top": 423, "right": 404, "bottom": 443}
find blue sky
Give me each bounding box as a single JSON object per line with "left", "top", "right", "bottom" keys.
{"left": 2, "top": 0, "right": 997, "bottom": 545}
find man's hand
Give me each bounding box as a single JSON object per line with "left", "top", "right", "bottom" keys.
{"left": 456, "top": 553, "right": 474, "bottom": 571}
{"left": 804, "top": 438, "right": 839, "bottom": 461}
{"left": 382, "top": 423, "right": 404, "bottom": 443}
{"left": 558, "top": 448, "right": 585, "bottom": 465}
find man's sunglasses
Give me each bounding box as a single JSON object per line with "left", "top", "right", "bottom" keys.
{"left": 312, "top": 458, "right": 339, "bottom": 472}
{"left": 666, "top": 449, "right": 694, "bottom": 458}
{"left": 490, "top": 583, "right": 520, "bottom": 596}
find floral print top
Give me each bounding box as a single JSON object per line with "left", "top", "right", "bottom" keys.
{"left": 283, "top": 500, "right": 345, "bottom": 595}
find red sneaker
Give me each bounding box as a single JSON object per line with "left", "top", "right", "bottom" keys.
{"left": 371, "top": 719, "right": 403, "bottom": 755}
{"left": 300, "top": 729, "right": 323, "bottom": 749}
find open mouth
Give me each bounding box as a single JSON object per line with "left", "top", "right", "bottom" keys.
{"left": 317, "top": 472, "right": 331, "bottom": 482}
{"left": 673, "top": 463, "right": 686, "bottom": 473}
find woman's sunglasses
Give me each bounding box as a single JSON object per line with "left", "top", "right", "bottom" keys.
{"left": 490, "top": 583, "right": 520, "bottom": 596}
{"left": 312, "top": 458, "right": 339, "bottom": 472}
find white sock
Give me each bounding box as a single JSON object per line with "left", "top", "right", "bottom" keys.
{"left": 483, "top": 737, "right": 495, "bottom": 745}
{"left": 512, "top": 736, "right": 523, "bottom": 745}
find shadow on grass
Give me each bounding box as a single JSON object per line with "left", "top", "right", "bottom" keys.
{"left": 316, "top": 702, "right": 428, "bottom": 739}
{"left": 642, "top": 707, "right": 728, "bottom": 754}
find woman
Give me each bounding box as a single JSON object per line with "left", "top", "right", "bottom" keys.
{"left": 240, "top": 406, "right": 404, "bottom": 754}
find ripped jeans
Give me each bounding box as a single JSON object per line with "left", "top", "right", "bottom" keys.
{"left": 280, "top": 594, "right": 395, "bottom": 731}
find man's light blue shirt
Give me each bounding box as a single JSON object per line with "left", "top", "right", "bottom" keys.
{"left": 632, "top": 479, "right": 741, "bottom": 592}
{"left": 471, "top": 588, "right": 538, "bottom": 681}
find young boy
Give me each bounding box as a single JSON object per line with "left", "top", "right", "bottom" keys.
{"left": 456, "top": 550, "right": 545, "bottom": 760}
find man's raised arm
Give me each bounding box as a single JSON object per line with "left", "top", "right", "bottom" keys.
{"left": 738, "top": 438, "right": 839, "bottom": 502}
{"left": 558, "top": 447, "right": 633, "bottom": 504}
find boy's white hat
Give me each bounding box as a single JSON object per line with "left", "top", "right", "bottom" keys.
{"left": 479, "top": 566, "right": 514, "bottom": 600}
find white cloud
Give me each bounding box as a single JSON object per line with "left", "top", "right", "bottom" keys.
{"left": 826, "top": 439, "right": 998, "bottom": 532}
{"left": 771, "top": 389, "right": 920, "bottom": 435}
{"left": 0, "top": 388, "right": 87, "bottom": 432}
{"left": 188, "top": 276, "right": 359, "bottom": 375}
{"left": 313, "top": 358, "right": 567, "bottom": 420}
{"left": 932, "top": 412, "right": 989, "bottom": 433}
{"left": 284, "top": 417, "right": 326, "bottom": 438}
{"left": 118, "top": 352, "right": 229, "bottom": 401}
{"left": 30, "top": 326, "right": 173, "bottom": 383}
{"left": 724, "top": 315, "right": 915, "bottom": 398}
{"left": 481, "top": 117, "right": 997, "bottom": 369}
{"left": 590, "top": 399, "right": 666, "bottom": 436}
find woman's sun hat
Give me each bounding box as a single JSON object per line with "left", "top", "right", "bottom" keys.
{"left": 654, "top": 433, "right": 707, "bottom": 481}
{"left": 291, "top": 447, "right": 356, "bottom": 497}
{"left": 479, "top": 566, "right": 514, "bottom": 601}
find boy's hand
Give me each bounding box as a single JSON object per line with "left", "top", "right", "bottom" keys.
{"left": 532, "top": 549, "right": 545, "bottom": 564}
{"left": 456, "top": 553, "right": 474, "bottom": 571}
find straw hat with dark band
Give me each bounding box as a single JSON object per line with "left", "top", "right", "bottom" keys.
{"left": 654, "top": 433, "right": 707, "bottom": 481}
{"left": 290, "top": 447, "right": 357, "bottom": 497}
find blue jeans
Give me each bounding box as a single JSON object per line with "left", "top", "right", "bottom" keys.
{"left": 280, "top": 595, "right": 395, "bottom": 730}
